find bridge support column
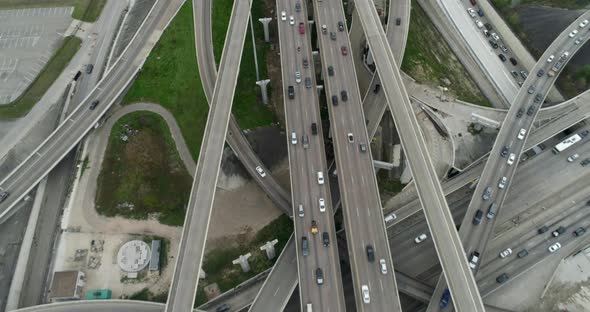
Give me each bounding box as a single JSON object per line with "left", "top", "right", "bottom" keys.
{"left": 258, "top": 18, "right": 272, "bottom": 42}
{"left": 256, "top": 79, "right": 271, "bottom": 105}
{"left": 232, "top": 253, "right": 252, "bottom": 272}
{"left": 260, "top": 239, "right": 279, "bottom": 259}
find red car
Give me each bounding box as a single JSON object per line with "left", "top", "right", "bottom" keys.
{"left": 341, "top": 46, "right": 348, "bottom": 56}
{"left": 299, "top": 22, "right": 305, "bottom": 34}
{"left": 470, "top": 0, "right": 476, "bottom": 5}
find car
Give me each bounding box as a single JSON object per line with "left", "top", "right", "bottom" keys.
{"left": 498, "top": 54, "right": 506, "bottom": 62}
{"left": 0, "top": 191, "right": 9, "bottom": 203}
{"left": 568, "top": 154, "right": 579, "bottom": 162}
{"left": 347, "top": 133, "right": 354, "bottom": 143}
{"left": 316, "top": 268, "right": 324, "bottom": 285}
{"left": 311, "top": 123, "right": 318, "bottom": 135}
{"left": 373, "top": 83, "right": 381, "bottom": 93}
{"left": 538, "top": 225, "right": 550, "bottom": 234}
{"left": 579, "top": 129, "right": 589, "bottom": 137}
{"left": 378, "top": 259, "right": 388, "bottom": 274}
{"left": 291, "top": 132, "right": 298, "bottom": 145}
{"left": 327, "top": 65, "right": 334, "bottom": 76}
{"left": 498, "top": 176, "right": 508, "bottom": 189}
{"left": 340, "top": 90, "right": 348, "bottom": 101}
{"left": 330, "top": 32, "right": 336, "bottom": 40}
{"left": 552, "top": 226, "right": 566, "bottom": 237}
{"left": 501, "top": 146, "right": 509, "bottom": 157}
{"left": 485, "top": 23, "right": 492, "bottom": 30}
{"left": 319, "top": 198, "right": 325, "bottom": 212}
{"left": 527, "top": 105, "right": 536, "bottom": 116}
{"left": 302, "top": 135, "right": 309, "bottom": 149}
{"left": 500, "top": 45, "right": 508, "bottom": 53}
{"left": 547, "top": 54, "right": 555, "bottom": 63}
{"left": 341, "top": 46, "right": 348, "bottom": 55}
{"left": 563, "top": 51, "right": 570, "bottom": 58}
{"left": 384, "top": 212, "right": 397, "bottom": 223}
{"left": 507, "top": 153, "right": 516, "bottom": 165}
{"left": 338, "top": 21, "right": 344, "bottom": 31}
{"left": 475, "top": 20, "right": 484, "bottom": 28}
{"left": 86, "top": 64, "right": 94, "bottom": 74}
{"left": 396, "top": 17, "right": 401, "bottom": 26}
{"left": 478, "top": 8, "right": 484, "bottom": 16}
{"left": 548, "top": 242, "right": 562, "bottom": 253}
{"left": 496, "top": 273, "right": 510, "bottom": 284}
{"left": 516, "top": 108, "right": 524, "bottom": 118}
{"left": 483, "top": 29, "right": 489, "bottom": 37}
{"left": 487, "top": 202, "right": 498, "bottom": 219}
{"left": 361, "top": 285, "right": 370, "bottom": 303}
{"left": 288, "top": 86, "right": 295, "bottom": 99}
{"left": 281, "top": 11, "right": 286, "bottom": 21}
{"left": 569, "top": 29, "right": 578, "bottom": 38}
{"left": 527, "top": 85, "right": 535, "bottom": 94}
{"left": 491, "top": 32, "right": 500, "bottom": 41}
{"left": 575, "top": 38, "right": 583, "bottom": 45}
{"left": 366, "top": 245, "right": 375, "bottom": 262}
{"left": 574, "top": 227, "right": 586, "bottom": 237}
{"left": 534, "top": 93, "right": 543, "bottom": 104}
{"left": 302, "top": 57, "right": 309, "bottom": 68}
{"left": 331, "top": 95, "right": 338, "bottom": 106}
{"left": 295, "top": 71, "right": 301, "bottom": 83}
{"left": 311, "top": 220, "right": 318, "bottom": 234}
{"left": 473, "top": 209, "right": 484, "bottom": 225}
{"left": 517, "top": 249, "right": 529, "bottom": 258}
{"left": 581, "top": 158, "right": 590, "bottom": 167}
{"left": 302, "top": 236, "right": 309, "bottom": 256}
{"left": 470, "top": 0, "right": 477, "bottom": 5}
{"left": 317, "top": 171, "right": 324, "bottom": 184}
{"left": 500, "top": 248, "right": 513, "bottom": 258}
{"left": 255, "top": 166, "right": 266, "bottom": 177}
{"left": 321, "top": 24, "right": 327, "bottom": 34}
{"left": 295, "top": 2, "right": 301, "bottom": 12}
{"left": 215, "top": 303, "right": 231, "bottom": 312}
{"left": 437, "top": 289, "right": 451, "bottom": 309}
{"left": 467, "top": 8, "right": 476, "bottom": 18}
{"left": 298, "top": 204, "right": 304, "bottom": 217}
{"left": 537, "top": 69, "right": 545, "bottom": 77}
{"left": 89, "top": 100, "right": 99, "bottom": 110}
{"left": 517, "top": 128, "right": 526, "bottom": 140}
{"left": 289, "top": 16, "right": 295, "bottom": 25}
{"left": 305, "top": 77, "right": 312, "bottom": 89}
{"left": 489, "top": 40, "right": 498, "bottom": 49}
{"left": 510, "top": 70, "right": 518, "bottom": 77}
{"left": 359, "top": 143, "right": 367, "bottom": 153}
{"left": 299, "top": 22, "right": 305, "bottom": 34}
{"left": 510, "top": 57, "right": 518, "bottom": 65}
{"left": 580, "top": 19, "right": 589, "bottom": 28}
{"left": 415, "top": 233, "right": 428, "bottom": 243}
{"left": 469, "top": 251, "right": 481, "bottom": 269}
{"left": 322, "top": 232, "right": 330, "bottom": 246}
{"left": 482, "top": 186, "right": 492, "bottom": 200}
{"left": 521, "top": 71, "right": 528, "bottom": 79}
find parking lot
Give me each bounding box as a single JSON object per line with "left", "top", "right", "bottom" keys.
{"left": 0, "top": 7, "right": 74, "bottom": 104}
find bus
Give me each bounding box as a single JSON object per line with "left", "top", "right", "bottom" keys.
{"left": 552, "top": 134, "right": 582, "bottom": 154}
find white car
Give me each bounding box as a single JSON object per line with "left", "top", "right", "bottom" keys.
{"left": 491, "top": 32, "right": 500, "bottom": 41}
{"left": 379, "top": 259, "right": 388, "bottom": 274}
{"left": 347, "top": 133, "right": 354, "bottom": 143}
{"left": 281, "top": 11, "right": 286, "bottom": 21}
{"left": 475, "top": 19, "right": 484, "bottom": 28}
{"left": 295, "top": 71, "right": 301, "bottom": 83}
{"left": 580, "top": 19, "right": 588, "bottom": 28}
{"left": 569, "top": 29, "right": 578, "bottom": 38}
{"left": 414, "top": 233, "right": 428, "bottom": 244}
{"left": 575, "top": 38, "right": 583, "bottom": 45}
{"left": 256, "top": 166, "right": 266, "bottom": 177}
{"left": 319, "top": 198, "right": 325, "bottom": 212}
{"left": 317, "top": 171, "right": 324, "bottom": 185}
{"left": 291, "top": 132, "right": 297, "bottom": 145}
{"left": 507, "top": 153, "right": 516, "bottom": 165}
{"left": 289, "top": 16, "right": 295, "bottom": 25}
{"left": 499, "top": 248, "right": 513, "bottom": 258}
{"left": 548, "top": 242, "right": 562, "bottom": 253}
{"left": 467, "top": 8, "right": 476, "bottom": 18}
{"left": 567, "top": 153, "right": 580, "bottom": 162}
{"left": 361, "top": 285, "right": 370, "bottom": 304}
{"left": 469, "top": 251, "right": 480, "bottom": 269}
{"left": 547, "top": 55, "right": 554, "bottom": 63}
{"left": 517, "top": 128, "right": 526, "bottom": 140}
{"left": 498, "top": 176, "right": 507, "bottom": 189}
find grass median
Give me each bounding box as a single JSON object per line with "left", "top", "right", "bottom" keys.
{"left": 0, "top": 35, "right": 81, "bottom": 119}
{"left": 0, "top": 0, "right": 107, "bottom": 22}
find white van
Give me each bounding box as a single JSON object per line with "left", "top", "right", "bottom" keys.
{"left": 317, "top": 171, "right": 324, "bottom": 185}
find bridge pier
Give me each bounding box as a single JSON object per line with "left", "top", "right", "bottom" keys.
{"left": 256, "top": 79, "right": 271, "bottom": 105}
{"left": 258, "top": 18, "right": 272, "bottom": 42}
{"left": 260, "top": 239, "right": 279, "bottom": 259}
{"left": 232, "top": 253, "right": 252, "bottom": 272}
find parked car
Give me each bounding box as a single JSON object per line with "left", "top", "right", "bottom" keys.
{"left": 498, "top": 54, "right": 506, "bottom": 62}
{"left": 510, "top": 57, "right": 518, "bottom": 66}
{"left": 467, "top": 8, "right": 476, "bottom": 18}
{"left": 489, "top": 40, "right": 498, "bottom": 49}
{"left": 414, "top": 233, "right": 428, "bottom": 244}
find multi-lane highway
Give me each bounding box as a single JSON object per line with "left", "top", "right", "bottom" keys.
{"left": 276, "top": 0, "right": 346, "bottom": 310}
{"left": 165, "top": 0, "right": 252, "bottom": 311}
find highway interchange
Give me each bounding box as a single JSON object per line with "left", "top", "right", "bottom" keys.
{"left": 3, "top": 0, "right": 590, "bottom": 311}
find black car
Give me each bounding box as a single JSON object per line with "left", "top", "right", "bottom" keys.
{"left": 537, "top": 69, "right": 545, "bottom": 77}
{"left": 295, "top": 2, "right": 301, "bottom": 12}
{"left": 305, "top": 77, "right": 312, "bottom": 89}
{"left": 517, "top": 249, "right": 529, "bottom": 258}
{"left": 338, "top": 21, "right": 344, "bottom": 31}
{"left": 574, "top": 227, "right": 586, "bottom": 237}
{"left": 373, "top": 83, "right": 381, "bottom": 93}
{"left": 516, "top": 108, "right": 524, "bottom": 118}
{"left": 500, "top": 146, "right": 509, "bottom": 157}
{"left": 498, "top": 54, "right": 506, "bottom": 62}
{"left": 341, "top": 90, "right": 348, "bottom": 102}
{"left": 316, "top": 268, "right": 324, "bottom": 285}
{"left": 496, "top": 273, "right": 510, "bottom": 284}
{"left": 359, "top": 143, "right": 367, "bottom": 153}
{"left": 509, "top": 57, "right": 518, "bottom": 66}
{"left": 472, "top": 210, "right": 484, "bottom": 225}
{"left": 322, "top": 232, "right": 330, "bottom": 246}
{"left": 311, "top": 123, "right": 318, "bottom": 135}
{"left": 538, "top": 225, "right": 549, "bottom": 234}
{"left": 303, "top": 57, "right": 309, "bottom": 68}
{"left": 328, "top": 65, "right": 334, "bottom": 76}
{"left": 288, "top": 86, "right": 295, "bottom": 99}
{"left": 489, "top": 40, "right": 498, "bottom": 49}
{"left": 534, "top": 93, "right": 543, "bottom": 104}
{"left": 580, "top": 129, "right": 589, "bottom": 138}
{"left": 331, "top": 95, "right": 338, "bottom": 106}
{"left": 527, "top": 105, "right": 536, "bottom": 116}
{"left": 582, "top": 158, "right": 590, "bottom": 167}
{"left": 0, "top": 191, "right": 9, "bottom": 203}
{"left": 366, "top": 245, "right": 375, "bottom": 262}
{"left": 485, "top": 23, "right": 492, "bottom": 30}
{"left": 216, "top": 303, "right": 231, "bottom": 312}
{"left": 89, "top": 100, "right": 99, "bottom": 110}
{"left": 552, "top": 226, "right": 566, "bottom": 237}
{"left": 86, "top": 63, "right": 94, "bottom": 74}
{"left": 510, "top": 70, "right": 518, "bottom": 78}
{"left": 396, "top": 17, "right": 401, "bottom": 26}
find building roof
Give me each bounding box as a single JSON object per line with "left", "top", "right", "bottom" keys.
{"left": 50, "top": 271, "right": 79, "bottom": 299}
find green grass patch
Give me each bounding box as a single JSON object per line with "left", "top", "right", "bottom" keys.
{"left": 492, "top": 0, "right": 590, "bottom": 10}
{"left": 0, "top": 0, "right": 106, "bottom": 22}
{"left": 79, "top": 156, "right": 89, "bottom": 178}
{"left": 129, "top": 288, "right": 168, "bottom": 303}
{"left": 401, "top": 0, "right": 489, "bottom": 107}
{"left": 212, "top": 0, "right": 276, "bottom": 129}
{"left": 377, "top": 170, "right": 405, "bottom": 196}
{"left": 194, "top": 214, "right": 294, "bottom": 306}
{"left": 0, "top": 36, "right": 81, "bottom": 119}
{"left": 95, "top": 111, "right": 192, "bottom": 226}
{"left": 123, "top": 2, "right": 208, "bottom": 161}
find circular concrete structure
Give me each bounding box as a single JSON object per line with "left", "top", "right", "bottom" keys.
{"left": 117, "top": 240, "right": 151, "bottom": 272}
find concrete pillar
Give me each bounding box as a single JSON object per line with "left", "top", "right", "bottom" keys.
{"left": 256, "top": 79, "right": 271, "bottom": 105}
{"left": 232, "top": 253, "right": 252, "bottom": 272}
{"left": 258, "top": 18, "right": 272, "bottom": 42}
{"left": 260, "top": 239, "right": 279, "bottom": 260}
